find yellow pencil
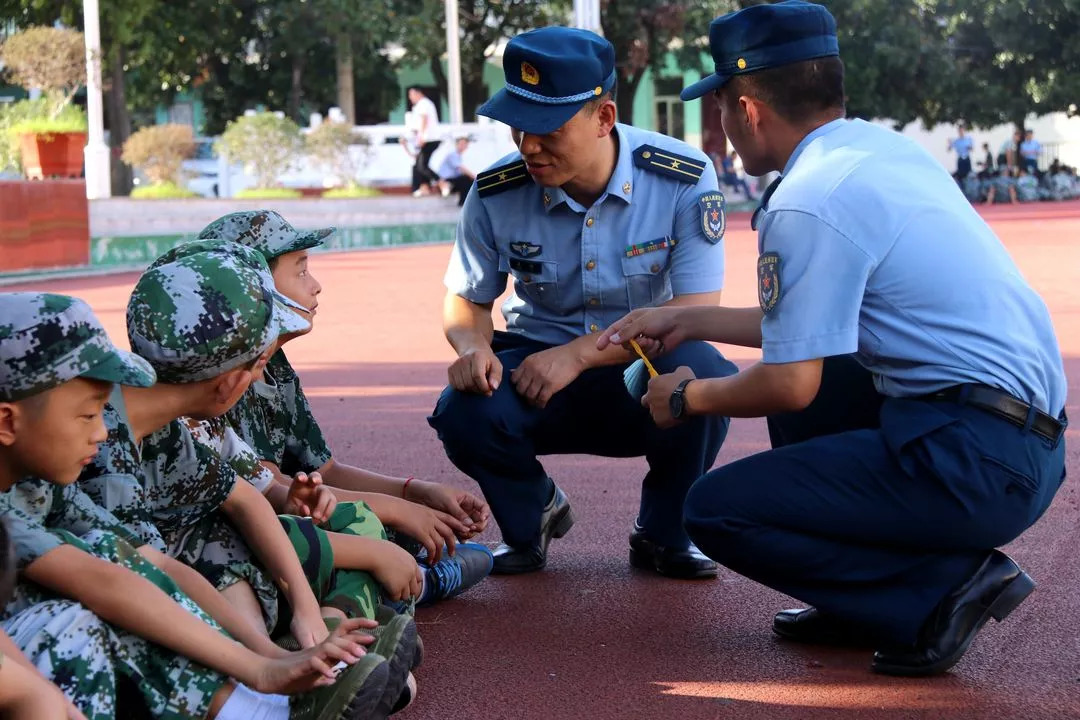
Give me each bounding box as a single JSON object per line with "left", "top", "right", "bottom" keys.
{"left": 629, "top": 338, "right": 659, "bottom": 378}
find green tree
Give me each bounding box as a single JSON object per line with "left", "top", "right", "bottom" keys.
{"left": 390, "top": 0, "right": 571, "bottom": 121}
{"left": 935, "top": 0, "right": 1080, "bottom": 130}
{"left": 600, "top": 0, "right": 726, "bottom": 125}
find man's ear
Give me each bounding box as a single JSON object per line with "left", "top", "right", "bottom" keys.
{"left": 212, "top": 368, "right": 251, "bottom": 405}
{"left": 740, "top": 95, "right": 764, "bottom": 134}
{"left": 596, "top": 100, "right": 618, "bottom": 138}
{"left": 0, "top": 404, "right": 18, "bottom": 447}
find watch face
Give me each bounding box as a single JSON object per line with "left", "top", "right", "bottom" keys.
{"left": 670, "top": 387, "right": 685, "bottom": 419}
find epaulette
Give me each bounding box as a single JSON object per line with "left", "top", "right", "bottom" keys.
{"left": 633, "top": 145, "right": 706, "bottom": 184}
{"left": 476, "top": 160, "right": 531, "bottom": 198}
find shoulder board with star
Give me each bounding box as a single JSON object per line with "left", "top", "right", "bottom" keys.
{"left": 632, "top": 145, "right": 706, "bottom": 184}
{"left": 476, "top": 160, "right": 531, "bottom": 198}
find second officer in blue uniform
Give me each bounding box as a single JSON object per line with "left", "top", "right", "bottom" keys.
{"left": 427, "top": 27, "right": 738, "bottom": 577}
{"left": 599, "top": 0, "right": 1068, "bottom": 677}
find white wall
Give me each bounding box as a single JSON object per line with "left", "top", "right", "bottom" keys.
{"left": 871, "top": 112, "right": 1080, "bottom": 171}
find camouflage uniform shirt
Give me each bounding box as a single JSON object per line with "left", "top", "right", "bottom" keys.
{"left": 226, "top": 349, "right": 333, "bottom": 475}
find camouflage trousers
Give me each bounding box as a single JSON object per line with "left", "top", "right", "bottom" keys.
{"left": 292, "top": 501, "right": 389, "bottom": 620}
{"left": 4, "top": 529, "right": 226, "bottom": 720}
{"left": 170, "top": 502, "right": 391, "bottom": 633}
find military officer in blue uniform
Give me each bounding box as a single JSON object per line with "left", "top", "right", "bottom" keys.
{"left": 427, "top": 27, "right": 738, "bottom": 577}
{"left": 598, "top": 0, "right": 1067, "bottom": 676}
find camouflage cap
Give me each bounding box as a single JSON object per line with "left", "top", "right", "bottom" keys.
{"left": 149, "top": 239, "right": 308, "bottom": 313}
{"left": 127, "top": 248, "right": 310, "bottom": 384}
{"left": 0, "top": 293, "right": 156, "bottom": 402}
{"left": 196, "top": 210, "right": 334, "bottom": 261}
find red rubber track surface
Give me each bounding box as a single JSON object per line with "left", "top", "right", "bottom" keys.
{"left": 10, "top": 200, "right": 1080, "bottom": 720}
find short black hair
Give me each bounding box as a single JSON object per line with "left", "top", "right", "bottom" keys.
{"left": 725, "top": 56, "right": 845, "bottom": 122}
{"left": 0, "top": 518, "right": 14, "bottom": 608}
{"left": 583, "top": 77, "right": 618, "bottom": 116}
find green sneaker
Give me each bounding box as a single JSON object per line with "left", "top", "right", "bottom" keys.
{"left": 369, "top": 613, "right": 418, "bottom": 717}
{"left": 289, "top": 652, "right": 388, "bottom": 720}
{"left": 376, "top": 604, "right": 424, "bottom": 670}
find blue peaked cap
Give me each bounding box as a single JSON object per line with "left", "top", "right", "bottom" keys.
{"left": 681, "top": 1, "right": 840, "bottom": 101}
{"left": 478, "top": 27, "right": 617, "bottom": 135}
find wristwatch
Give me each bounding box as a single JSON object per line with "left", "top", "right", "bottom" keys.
{"left": 669, "top": 379, "right": 694, "bottom": 420}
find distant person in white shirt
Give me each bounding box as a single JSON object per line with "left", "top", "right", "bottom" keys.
{"left": 437, "top": 135, "right": 475, "bottom": 206}
{"left": 400, "top": 87, "right": 443, "bottom": 196}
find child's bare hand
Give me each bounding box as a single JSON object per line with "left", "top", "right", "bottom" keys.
{"left": 289, "top": 608, "right": 330, "bottom": 650}
{"left": 252, "top": 621, "right": 373, "bottom": 694}
{"left": 372, "top": 543, "right": 424, "bottom": 602}
{"left": 405, "top": 479, "right": 490, "bottom": 538}
{"left": 285, "top": 472, "right": 338, "bottom": 524}
{"left": 391, "top": 501, "right": 466, "bottom": 564}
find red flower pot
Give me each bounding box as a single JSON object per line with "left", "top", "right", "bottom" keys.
{"left": 19, "top": 132, "right": 87, "bottom": 179}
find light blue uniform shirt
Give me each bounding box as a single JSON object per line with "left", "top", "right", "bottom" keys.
{"left": 949, "top": 135, "right": 973, "bottom": 159}
{"left": 445, "top": 123, "right": 726, "bottom": 345}
{"left": 757, "top": 118, "right": 1066, "bottom": 416}
{"left": 438, "top": 150, "right": 465, "bottom": 179}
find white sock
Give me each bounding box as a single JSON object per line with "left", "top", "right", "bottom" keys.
{"left": 216, "top": 683, "right": 290, "bottom": 720}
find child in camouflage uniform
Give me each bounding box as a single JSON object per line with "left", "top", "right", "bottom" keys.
{"left": 0, "top": 292, "right": 394, "bottom": 720}
{"left": 76, "top": 243, "right": 420, "bottom": 715}
{"left": 200, "top": 211, "right": 494, "bottom": 606}
{"left": 0, "top": 518, "right": 72, "bottom": 719}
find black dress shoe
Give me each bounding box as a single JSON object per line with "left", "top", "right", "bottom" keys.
{"left": 773, "top": 608, "right": 872, "bottom": 647}
{"left": 872, "top": 550, "right": 1035, "bottom": 677}
{"left": 491, "top": 483, "right": 575, "bottom": 575}
{"left": 628, "top": 524, "right": 718, "bottom": 579}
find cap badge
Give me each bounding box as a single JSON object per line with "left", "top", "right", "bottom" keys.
{"left": 521, "top": 62, "right": 540, "bottom": 86}
{"left": 737, "top": 58, "right": 747, "bottom": 70}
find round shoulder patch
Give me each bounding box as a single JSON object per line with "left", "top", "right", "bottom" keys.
{"left": 697, "top": 191, "right": 726, "bottom": 244}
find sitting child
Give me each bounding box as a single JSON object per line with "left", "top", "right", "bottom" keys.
{"left": 197, "top": 211, "right": 495, "bottom": 604}
{"left": 0, "top": 291, "right": 388, "bottom": 720}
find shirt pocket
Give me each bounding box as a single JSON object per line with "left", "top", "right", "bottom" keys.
{"left": 620, "top": 239, "right": 673, "bottom": 307}
{"left": 502, "top": 256, "right": 561, "bottom": 309}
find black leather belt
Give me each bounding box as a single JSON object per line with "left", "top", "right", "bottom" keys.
{"left": 919, "top": 384, "right": 1065, "bottom": 443}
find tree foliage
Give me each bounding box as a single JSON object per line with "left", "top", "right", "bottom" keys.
{"left": 390, "top": 0, "right": 571, "bottom": 121}
{"left": 121, "top": 122, "right": 195, "bottom": 185}
{"left": 0, "top": 25, "right": 86, "bottom": 118}
{"left": 600, "top": 0, "right": 727, "bottom": 125}
{"left": 216, "top": 111, "right": 303, "bottom": 189}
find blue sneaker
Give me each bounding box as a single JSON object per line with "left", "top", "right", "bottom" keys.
{"left": 417, "top": 542, "right": 494, "bottom": 606}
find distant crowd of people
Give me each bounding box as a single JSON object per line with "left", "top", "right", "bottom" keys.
{"left": 948, "top": 125, "right": 1080, "bottom": 204}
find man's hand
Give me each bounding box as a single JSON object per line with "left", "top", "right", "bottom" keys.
{"left": 596, "top": 306, "right": 689, "bottom": 355}
{"left": 405, "top": 479, "right": 490, "bottom": 539}
{"left": 448, "top": 346, "right": 503, "bottom": 396}
{"left": 285, "top": 472, "right": 338, "bottom": 525}
{"left": 510, "top": 345, "right": 585, "bottom": 408}
{"left": 371, "top": 544, "right": 424, "bottom": 602}
{"left": 642, "top": 366, "right": 697, "bottom": 429}
{"left": 289, "top": 605, "right": 331, "bottom": 650}
{"left": 251, "top": 618, "right": 377, "bottom": 694}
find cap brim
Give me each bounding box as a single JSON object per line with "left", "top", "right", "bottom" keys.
{"left": 274, "top": 227, "right": 334, "bottom": 258}
{"left": 477, "top": 88, "right": 584, "bottom": 136}
{"left": 272, "top": 299, "right": 311, "bottom": 337}
{"left": 81, "top": 347, "right": 157, "bottom": 388}
{"left": 680, "top": 73, "right": 729, "bottom": 102}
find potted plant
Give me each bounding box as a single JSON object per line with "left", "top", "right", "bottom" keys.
{"left": 121, "top": 123, "right": 198, "bottom": 198}
{"left": 0, "top": 26, "right": 88, "bottom": 179}
{"left": 217, "top": 111, "right": 304, "bottom": 198}
{"left": 305, "top": 120, "right": 380, "bottom": 198}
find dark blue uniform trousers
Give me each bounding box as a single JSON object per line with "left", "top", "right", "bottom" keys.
{"left": 428, "top": 331, "right": 738, "bottom": 550}
{"left": 684, "top": 355, "right": 1066, "bottom": 645}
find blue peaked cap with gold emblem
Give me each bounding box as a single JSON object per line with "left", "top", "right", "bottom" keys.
{"left": 478, "top": 27, "right": 617, "bottom": 135}
{"left": 680, "top": 0, "right": 839, "bottom": 101}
